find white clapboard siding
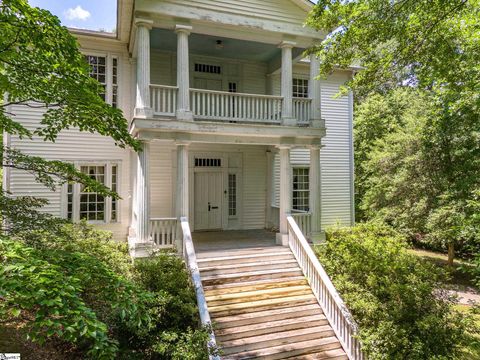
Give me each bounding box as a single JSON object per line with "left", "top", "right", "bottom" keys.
{"left": 139, "top": 0, "right": 309, "bottom": 26}
{"left": 7, "top": 105, "right": 132, "bottom": 240}
{"left": 150, "top": 50, "right": 175, "bottom": 86}
{"left": 271, "top": 70, "right": 354, "bottom": 227}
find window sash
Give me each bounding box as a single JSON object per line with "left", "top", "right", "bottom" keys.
{"left": 293, "top": 78, "right": 309, "bottom": 98}
{"left": 292, "top": 167, "right": 310, "bottom": 211}
{"left": 65, "top": 162, "right": 119, "bottom": 223}
{"left": 85, "top": 54, "right": 119, "bottom": 108}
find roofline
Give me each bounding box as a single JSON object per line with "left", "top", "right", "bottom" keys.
{"left": 69, "top": 28, "right": 117, "bottom": 39}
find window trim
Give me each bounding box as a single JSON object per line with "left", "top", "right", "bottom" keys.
{"left": 292, "top": 166, "right": 310, "bottom": 212}
{"left": 83, "top": 51, "right": 119, "bottom": 107}
{"left": 62, "top": 161, "right": 121, "bottom": 224}
{"left": 292, "top": 77, "right": 309, "bottom": 99}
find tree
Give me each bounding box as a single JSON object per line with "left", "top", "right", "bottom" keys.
{"left": 308, "top": 0, "right": 480, "bottom": 260}
{"left": 0, "top": 0, "right": 139, "bottom": 232}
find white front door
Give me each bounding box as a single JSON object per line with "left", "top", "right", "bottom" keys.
{"left": 194, "top": 172, "right": 223, "bottom": 230}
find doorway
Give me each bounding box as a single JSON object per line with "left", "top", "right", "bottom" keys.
{"left": 194, "top": 171, "right": 223, "bottom": 230}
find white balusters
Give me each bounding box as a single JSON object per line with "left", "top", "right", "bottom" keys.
{"left": 190, "top": 88, "right": 283, "bottom": 123}
{"left": 291, "top": 211, "right": 312, "bottom": 238}
{"left": 287, "top": 215, "right": 364, "bottom": 360}
{"left": 293, "top": 97, "right": 312, "bottom": 125}
{"left": 149, "top": 217, "right": 178, "bottom": 247}
{"left": 150, "top": 85, "right": 178, "bottom": 116}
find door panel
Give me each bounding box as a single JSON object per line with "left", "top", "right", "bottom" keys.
{"left": 194, "top": 172, "right": 223, "bottom": 230}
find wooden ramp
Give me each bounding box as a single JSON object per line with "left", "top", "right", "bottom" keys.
{"left": 197, "top": 246, "right": 348, "bottom": 360}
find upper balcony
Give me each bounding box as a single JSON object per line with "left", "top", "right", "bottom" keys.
{"left": 133, "top": 20, "right": 323, "bottom": 133}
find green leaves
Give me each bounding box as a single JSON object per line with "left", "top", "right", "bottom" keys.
{"left": 317, "top": 223, "right": 472, "bottom": 359}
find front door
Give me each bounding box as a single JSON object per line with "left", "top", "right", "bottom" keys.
{"left": 194, "top": 172, "right": 223, "bottom": 230}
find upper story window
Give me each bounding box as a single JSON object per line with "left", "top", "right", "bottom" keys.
{"left": 85, "top": 55, "right": 119, "bottom": 108}
{"left": 293, "top": 78, "right": 309, "bottom": 98}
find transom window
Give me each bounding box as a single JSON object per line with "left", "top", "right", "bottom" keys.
{"left": 194, "top": 158, "right": 222, "bottom": 167}
{"left": 195, "top": 63, "right": 222, "bottom": 74}
{"left": 66, "top": 163, "right": 119, "bottom": 223}
{"left": 85, "top": 54, "right": 118, "bottom": 108}
{"left": 292, "top": 167, "right": 309, "bottom": 211}
{"left": 293, "top": 78, "right": 309, "bottom": 98}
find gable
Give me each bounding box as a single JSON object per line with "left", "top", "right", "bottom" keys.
{"left": 147, "top": 0, "right": 310, "bottom": 26}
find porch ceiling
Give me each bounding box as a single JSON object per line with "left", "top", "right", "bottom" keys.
{"left": 150, "top": 28, "right": 304, "bottom": 63}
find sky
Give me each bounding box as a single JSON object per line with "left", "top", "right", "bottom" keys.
{"left": 29, "top": 0, "right": 117, "bottom": 32}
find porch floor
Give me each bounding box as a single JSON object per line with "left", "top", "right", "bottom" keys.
{"left": 192, "top": 229, "right": 277, "bottom": 252}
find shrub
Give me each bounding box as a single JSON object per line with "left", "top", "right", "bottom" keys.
{"left": 317, "top": 222, "right": 472, "bottom": 359}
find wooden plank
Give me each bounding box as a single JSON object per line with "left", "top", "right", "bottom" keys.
{"left": 204, "top": 278, "right": 308, "bottom": 296}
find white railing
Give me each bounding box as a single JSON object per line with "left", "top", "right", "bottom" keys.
{"left": 293, "top": 97, "right": 312, "bottom": 125}
{"left": 150, "top": 218, "right": 178, "bottom": 247}
{"left": 150, "top": 84, "right": 178, "bottom": 116}
{"left": 292, "top": 211, "right": 312, "bottom": 238}
{"left": 180, "top": 217, "right": 219, "bottom": 360}
{"left": 191, "top": 88, "right": 283, "bottom": 124}
{"left": 287, "top": 216, "right": 363, "bottom": 360}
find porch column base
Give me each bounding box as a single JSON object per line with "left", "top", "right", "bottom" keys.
{"left": 176, "top": 109, "right": 194, "bottom": 121}
{"left": 282, "top": 117, "right": 297, "bottom": 126}
{"left": 276, "top": 232, "right": 289, "bottom": 246}
{"left": 310, "top": 231, "right": 326, "bottom": 244}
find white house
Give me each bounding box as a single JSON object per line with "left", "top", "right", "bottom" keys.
{"left": 4, "top": 0, "right": 354, "bottom": 248}
{"left": 4, "top": 1, "right": 362, "bottom": 358}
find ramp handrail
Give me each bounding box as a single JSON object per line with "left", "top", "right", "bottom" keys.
{"left": 287, "top": 215, "right": 364, "bottom": 359}
{"left": 180, "top": 217, "right": 219, "bottom": 360}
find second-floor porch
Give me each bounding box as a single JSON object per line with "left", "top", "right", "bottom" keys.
{"left": 133, "top": 20, "right": 323, "bottom": 128}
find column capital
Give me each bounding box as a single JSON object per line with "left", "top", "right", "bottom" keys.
{"left": 175, "top": 141, "right": 191, "bottom": 147}
{"left": 307, "top": 144, "right": 323, "bottom": 150}
{"left": 278, "top": 40, "right": 296, "bottom": 49}
{"left": 276, "top": 144, "right": 292, "bottom": 150}
{"left": 135, "top": 18, "right": 153, "bottom": 30}
{"left": 175, "top": 24, "right": 193, "bottom": 35}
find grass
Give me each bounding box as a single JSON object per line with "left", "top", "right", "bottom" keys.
{"left": 408, "top": 247, "right": 477, "bottom": 290}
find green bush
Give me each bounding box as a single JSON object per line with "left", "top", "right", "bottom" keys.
{"left": 1, "top": 223, "right": 211, "bottom": 360}
{"left": 317, "top": 222, "right": 472, "bottom": 359}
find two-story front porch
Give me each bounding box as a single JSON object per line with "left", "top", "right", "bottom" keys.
{"left": 128, "top": 10, "right": 327, "bottom": 252}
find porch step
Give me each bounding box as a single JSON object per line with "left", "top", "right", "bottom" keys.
{"left": 197, "top": 245, "right": 347, "bottom": 359}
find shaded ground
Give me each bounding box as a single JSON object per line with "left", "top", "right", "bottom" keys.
{"left": 0, "top": 321, "right": 81, "bottom": 360}
{"left": 409, "top": 248, "right": 480, "bottom": 305}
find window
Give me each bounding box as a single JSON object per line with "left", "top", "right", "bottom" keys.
{"left": 292, "top": 167, "right": 309, "bottom": 211}
{"left": 293, "top": 78, "right": 309, "bottom": 98}
{"left": 194, "top": 158, "right": 222, "bottom": 167}
{"left": 228, "top": 174, "right": 237, "bottom": 217}
{"left": 195, "top": 63, "right": 222, "bottom": 74}
{"left": 65, "top": 163, "right": 119, "bottom": 223}
{"left": 85, "top": 54, "right": 118, "bottom": 108}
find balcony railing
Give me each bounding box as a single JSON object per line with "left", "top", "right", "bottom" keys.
{"left": 191, "top": 88, "right": 283, "bottom": 124}
{"left": 151, "top": 84, "right": 178, "bottom": 116}
{"left": 149, "top": 84, "right": 314, "bottom": 125}
{"left": 293, "top": 97, "right": 312, "bottom": 125}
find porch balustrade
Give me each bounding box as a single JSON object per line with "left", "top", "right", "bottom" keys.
{"left": 291, "top": 210, "right": 312, "bottom": 237}
{"left": 150, "top": 85, "right": 178, "bottom": 116}
{"left": 293, "top": 97, "right": 312, "bottom": 125}
{"left": 149, "top": 217, "right": 178, "bottom": 247}
{"left": 149, "top": 84, "right": 317, "bottom": 125}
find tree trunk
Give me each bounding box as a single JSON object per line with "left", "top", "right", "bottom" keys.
{"left": 447, "top": 242, "right": 455, "bottom": 267}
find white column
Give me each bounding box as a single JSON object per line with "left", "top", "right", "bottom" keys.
{"left": 176, "top": 142, "right": 190, "bottom": 218}
{"left": 277, "top": 145, "right": 292, "bottom": 246}
{"left": 175, "top": 25, "right": 193, "bottom": 121}
{"left": 309, "top": 54, "right": 323, "bottom": 128}
{"left": 136, "top": 141, "right": 150, "bottom": 243}
{"left": 134, "top": 19, "right": 153, "bottom": 118}
{"left": 266, "top": 149, "right": 274, "bottom": 228}
{"left": 279, "top": 41, "right": 296, "bottom": 126}
{"left": 309, "top": 145, "right": 324, "bottom": 242}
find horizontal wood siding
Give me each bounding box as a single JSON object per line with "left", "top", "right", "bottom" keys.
{"left": 143, "top": 0, "right": 308, "bottom": 26}
{"left": 271, "top": 69, "right": 354, "bottom": 227}
{"left": 150, "top": 50, "right": 175, "bottom": 86}
{"left": 242, "top": 147, "right": 267, "bottom": 229}
{"left": 8, "top": 105, "right": 132, "bottom": 240}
